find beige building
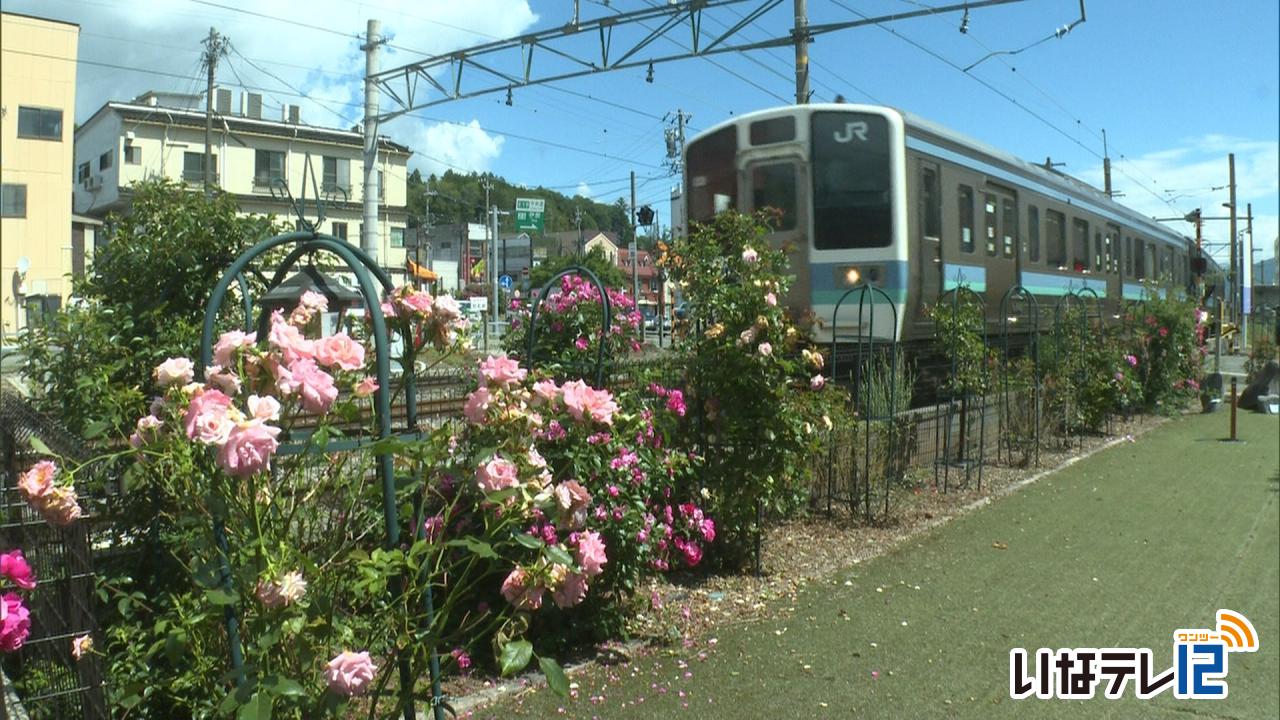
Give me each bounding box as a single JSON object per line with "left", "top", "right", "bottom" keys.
{"left": 73, "top": 89, "right": 413, "bottom": 280}
{"left": 1, "top": 12, "right": 80, "bottom": 339}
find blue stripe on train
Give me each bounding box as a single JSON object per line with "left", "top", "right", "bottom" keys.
{"left": 810, "top": 260, "right": 908, "bottom": 306}
{"left": 1018, "top": 271, "right": 1107, "bottom": 298}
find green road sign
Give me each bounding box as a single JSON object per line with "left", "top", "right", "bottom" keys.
{"left": 515, "top": 197, "right": 545, "bottom": 233}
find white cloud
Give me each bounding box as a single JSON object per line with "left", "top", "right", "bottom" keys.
{"left": 1081, "top": 135, "right": 1279, "bottom": 266}
{"left": 408, "top": 119, "right": 505, "bottom": 177}
{"left": 576, "top": 182, "right": 592, "bottom": 198}
{"left": 9, "top": 0, "right": 537, "bottom": 150}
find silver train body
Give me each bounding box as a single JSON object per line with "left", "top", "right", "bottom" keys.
{"left": 683, "top": 104, "right": 1216, "bottom": 344}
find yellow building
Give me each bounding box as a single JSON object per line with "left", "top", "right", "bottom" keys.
{"left": 1, "top": 11, "right": 79, "bottom": 340}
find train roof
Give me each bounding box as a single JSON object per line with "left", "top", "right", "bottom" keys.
{"left": 694, "top": 104, "right": 1198, "bottom": 254}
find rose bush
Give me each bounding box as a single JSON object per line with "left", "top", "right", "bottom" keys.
{"left": 503, "top": 273, "right": 645, "bottom": 373}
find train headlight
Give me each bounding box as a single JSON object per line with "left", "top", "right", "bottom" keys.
{"left": 836, "top": 265, "right": 882, "bottom": 287}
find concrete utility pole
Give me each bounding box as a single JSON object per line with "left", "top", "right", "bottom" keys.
{"left": 793, "top": 0, "right": 809, "bottom": 104}
{"left": 574, "top": 206, "right": 584, "bottom": 256}
{"left": 630, "top": 171, "right": 639, "bottom": 305}
{"left": 1243, "top": 201, "right": 1253, "bottom": 347}
{"left": 1227, "top": 153, "right": 1237, "bottom": 335}
{"left": 1102, "top": 128, "right": 1114, "bottom": 198}
{"left": 483, "top": 177, "right": 495, "bottom": 329}
{"left": 362, "top": 19, "right": 385, "bottom": 262}
{"left": 201, "top": 28, "right": 228, "bottom": 191}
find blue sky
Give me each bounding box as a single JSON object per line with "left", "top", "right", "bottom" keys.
{"left": 11, "top": 0, "right": 1279, "bottom": 269}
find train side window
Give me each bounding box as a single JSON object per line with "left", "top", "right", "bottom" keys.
{"left": 1027, "top": 205, "right": 1040, "bottom": 263}
{"left": 1045, "top": 209, "right": 1066, "bottom": 267}
{"left": 1094, "top": 232, "right": 1103, "bottom": 272}
{"left": 1123, "top": 237, "right": 1132, "bottom": 278}
{"left": 1071, "top": 218, "right": 1089, "bottom": 271}
{"left": 1144, "top": 243, "right": 1156, "bottom": 281}
{"left": 958, "top": 184, "right": 974, "bottom": 253}
{"left": 1134, "top": 239, "right": 1144, "bottom": 279}
{"left": 983, "top": 194, "right": 998, "bottom": 256}
{"left": 750, "top": 162, "right": 798, "bottom": 230}
{"left": 920, "top": 165, "right": 941, "bottom": 240}
{"left": 1000, "top": 197, "right": 1016, "bottom": 258}
{"left": 1104, "top": 227, "right": 1118, "bottom": 275}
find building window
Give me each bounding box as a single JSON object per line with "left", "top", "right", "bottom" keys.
{"left": 1026, "top": 205, "right": 1040, "bottom": 263}
{"left": 124, "top": 145, "right": 142, "bottom": 165}
{"left": 99, "top": 150, "right": 114, "bottom": 172}
{"left": 323, "top": 156, "right": 350, "bottom": 194}
{"left": 378, "top": 170, "right": 385, "bottom": 201}
{"left": 1, "top": 184, "right": 28, "bottom": 218}
{"left": 958, "top": 184, "right": 975, "bottom": 254}
{"left": 17, "top": 107, "right": 62, "bottom": 140}
{"left": 390, "top": 227, "right": 405, "bottom": 248}
{"left": 78, "top": 162, "right": 91, "bottom": 184}
{"left": 1071, "top": 218, "right": 1089, "bottom": 271}
{"left": 183, "top": 152, "right": 217, "bottom": 183}
{"left": 332, "top": 222, "right": 348, "bottom": 241}
{"left": 255, "top": 149, "right": 286, "bottom": 186}
{"left": 1045, "top": 209, "right": 1066, "bottom": 267}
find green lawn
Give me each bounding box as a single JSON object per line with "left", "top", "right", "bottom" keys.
{"left": 481, "top": 410, "right": 1280, "bottom": 719}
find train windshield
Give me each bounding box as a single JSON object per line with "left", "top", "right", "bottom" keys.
{"left": 810, "top": 112, "right": 892, "bottom": 249}
{"left": 686, "top": 126, "right": 738, "bottom": 223}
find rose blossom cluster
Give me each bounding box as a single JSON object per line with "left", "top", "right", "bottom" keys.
{"left": 0, "top": 549, "right": 37, "bottom": 653}
{"left": 500, "top": 529, "right": 607, "bottom": 612}
{"left": 381, "top": 285, "right": 468, "bottom": 352}
{"left": 255, "top": 569, "right": 308, "bottom": 608}
{"left": 16, "top": 460, "right": 82, "bottom": 526}
{"left": 644, "top": 502, "right": 716, "bottom": 571}
{"left": 507, "top": 275, "right": 644, "bottom": 355}
{"left": 464, "top": 356, "right": 619, "bottom": 429}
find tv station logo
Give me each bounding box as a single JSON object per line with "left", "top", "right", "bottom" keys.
{"left": 1010, "top": 609, "right": 1259, "bottom": 700}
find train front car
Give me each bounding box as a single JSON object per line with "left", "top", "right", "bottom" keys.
{"left": 684, "top": 105, "right": 909, "bottom": 344}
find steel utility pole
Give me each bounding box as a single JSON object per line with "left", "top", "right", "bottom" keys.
{"left": 201, "top": 28, "right": 227, "bottom": 191}
{"left": 1227, "top": 153, "right": 1237, "bottom": 338}
{"left": 1102, "top": 128, "right": 1114, "bottom": 198}
{"left": 362, "top": 19, "right": 385, "bottom": 262}
{"left": 630, "top": 171, "right": 639, "bottom": 305}
{"left": 793, "top": 0, "right": 810, "bottom": 104}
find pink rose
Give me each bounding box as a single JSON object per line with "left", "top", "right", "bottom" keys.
{"left": 741, "top": 247, "right": 758, "bottom": 263}
{"left": 353, "top": 377, "right": 380, "bottom": 398}
{"left": 680, "top": 540, "right": 703, "bottom": 567}
{"left": 217, "top": 420, "right": 281, "bottom": 477}
{"left": 398, "top": 289, "right": 435, "bottom": 315}
{"left": 38, "top": 486, "right": 83, "bottom": 527}
{"left": 531, "top": 379, "right": 560, "bottom": 406}
{"left": 1125, "top": 354, "right": 1138, "bottom": 367}
{"left": 0, "top": 550, "right": 37, "bottom": 591}
{"left": 17, "top": 461, "right": 56, "bottom": 502}
{"left": 213, "top": 330, "right": 256, "bottom": 368}
{"left": 576, "top": 530, "right": 607, "bottom": 577}
{"left": 433, "top": 294, "right": 461, "bottom": 320}
{"left": 279, "top": 358, "right": 338, "bottom": 414}
{"left": 574, "top": 336, "right": 589, "bottom": 351}
{"left": 552, "top": 571, "right": 589, "bottom": 609}
{"left": 810, "top": 374, "right": 825, "bottom": 390}
{"left": 561, "top": 381, "right": 617, "bottom": 425}
{"left": 206, "top": 366, "right": 242, "bottom": 396}
{"left": 737, "top": 327, "right": 758, "bottom": 346}
{"left": 422, "top": 515, "right": 444, "bottom": 543}
{"left": 325, "top": 650, "right": 378, "bottom": 696}
{"left": 153, "top": 357, "right": 195, "bottom": 387}
{"left": 500, "top": 566, "right": 545, "bottom": 610}
{"left": 758, "top": 342, "right": 773, "bottom": 357}
{"left": 462, "top": 387, "right": 493, "bottom": 424}
{"left": 476, "top": 456, "right": 520, "bottom": 493}
{"left": 299, "top": 290, "right": 329, "bottom": 312}
{"left": 269, "top": 311, "right": 315, "bottom": 364}
{"left": 701, "top": 518, "right": 716, "bottom": 543}
{"left": 554, "top": 480, "right": 592, "bottom": 529}
{"left": 765, "top": 292, "right": 777, "bottom": 307}
{"left": 184, "top": 388, "right": 235, "bottom": 445}
{"left": 0, "top": 593, "right": 32, "bottom": 652}
{"left": 478, "top": 354, "right": 527, "bottom": 388}
{"left": 71, "top": 634, "right": 93, "bottom": 661}
{"left": 314, "top": 332, "right": 366, "bottom": 371}
{"left": 247, "top": 395, "right": 281, "bottom": 421}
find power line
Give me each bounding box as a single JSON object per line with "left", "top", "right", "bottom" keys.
{"left": 829, "top": 0, "right": 1182, "bottom": 214}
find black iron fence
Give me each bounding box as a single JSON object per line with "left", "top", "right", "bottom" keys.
{"left": 0, "top": 388, "right": 108, "bottom": 720}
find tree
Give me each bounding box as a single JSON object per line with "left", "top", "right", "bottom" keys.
{"left": 20, "top": 179, "right": 280, "bottom": 436}
{"left": 528, "top": 246, "right": 627, "bottom": 291}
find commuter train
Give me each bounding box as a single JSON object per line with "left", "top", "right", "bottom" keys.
{"left": 683, "top": 104, "right": 1215, "bottom": 345}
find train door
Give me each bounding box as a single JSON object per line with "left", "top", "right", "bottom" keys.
{"left": 917, "top": 159, "right": 943, "bottom": 315}
{"left": 745, "top": 157, "right": 806, "bottom": 310}
{"left": 982, "top": 186, "right": 1018, "bottom": 307}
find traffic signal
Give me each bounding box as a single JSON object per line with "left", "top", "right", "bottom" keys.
{"left": 636, "top": 205, "right": 655, "bottom": 226}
